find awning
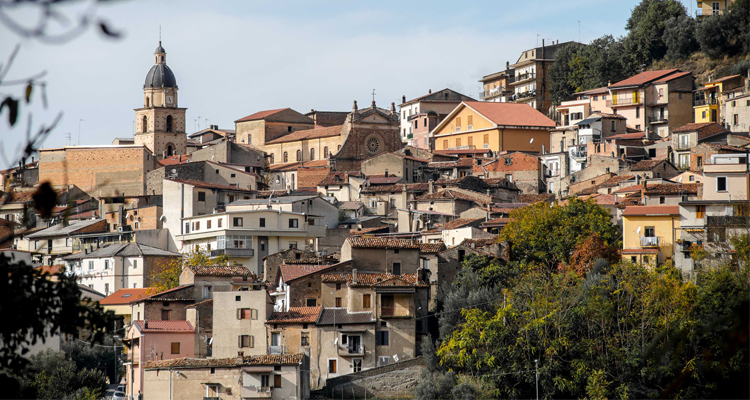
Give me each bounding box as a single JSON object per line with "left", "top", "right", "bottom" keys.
{"left": 244, "top": 366, "right": 274, "bottom": 373}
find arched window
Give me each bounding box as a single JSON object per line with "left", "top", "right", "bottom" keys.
{"left": 283, "top": 152, "right": 288, "bottom": 163}
{"left": 166, "top": 115, "right": 173, "bottom": 133}
{"left": 270, "top": 154, "right": 275, "bottom": 164}
{"left": 167, "top": 145, "right": 173, "bottom": 156}
{"left": 160, "top": 56, "right": 164, "bottom": 63}
{"left": 142, "top": 116, "right": 148, "bottom": 133}
{"left": 310, "top": 148, "right": 315, "bottom": 161}
{"left": 296, "top": 150, "right": 301, "bottom": 161}
{"left": 324, "top": 146, "right": 329, "bottom": 158}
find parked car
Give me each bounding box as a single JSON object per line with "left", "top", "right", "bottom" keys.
{"left": 116, "top": 385, "right": 125, "bottom": 393}
{"left": 112, "top": 391, "right": 127, "bottom": 400}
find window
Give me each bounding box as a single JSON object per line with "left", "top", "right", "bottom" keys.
{"left": 301, "top": 332, "right": 310, "bottom": 346}
{"left": 505, "top": 174, "right": 513, "bottom": 182}
{"left": 270, "top": 154, "right": 274, "bottom": 164}
{"left": 288, "top": 126, "right": 293, "bottom": 133}
{"left": 376, "top": 330, "right": 389, "bottom": 346}
{"left": 712, "top": 1, "right": 720, "bottom": 13}
{"left": 467, "top": 136, "right": 473, "bottom": 146}
{"left": 239, "top": 335, "right": 254, "bottom": 348}
{"left": 378, "top": 356, "right": 390, "bottom": 366}
{"left": 283, "top": 151, "right": 288, "bottom": 163}
{"left": 328, "top": 359, "right": 337, "bottom": 373}
{"left": 218, "top": 219, "right": 222, "bottom": 228}
{"left": 104, "top": 283, "right": 109, "bottom": 295}
{"left": 259, "top": 218, "right": 266, "bottom": 228}
{"left": 185, "top": 223, "right": 190, "bottom": 233}
{"left": 467, "top": 115, "right": 473, "bottom": 128}
{"left": 171, "top": 342, "right": 180, "bottom": 354}
{"left": 195, "top": 221, "right": 200, "bottom": 230}
{"left": 689, "top": 175, "right": 695, "bottom": 182}
{"left": 734, "top": 114, "right": 739, "bottom": 125}
{"left": 261, "top": 375, "right": 270, "bottom": 388}
{"left": 289, "top": 241, "right": 297, "bottom": 249}
{"left": 237, "top": 308, "right": 257, "bottom": 319}
{"left": 363, "top": 294, "right": 371, "bottom": 308}
{"left": 289, "top": 219, "right": 299, "bottom": 228}
{"left": 236, "top": 295, "right": 241, "bottom": 301}
{"left": 133, "top": 259, "right": 138, "bottom": 269}
{"left": 504, "top": 157, "right": 512, "bottom": 165}
{"left": 162, "top": 309, "right": 171, "bottom": 320}
{"left": 310, "top": 148, "right": 315, "bottom": 161}
{"left": 635, "top": 125, "right": 641, "bottom": 130}
{"left": 392, "top": 262, "right": 401, "bottom": 275}
{"left": 631, "top": 256, "right": 638, "bottom": 263}
{"left": 233, "top": 217, "right": 243, "bottom": 227}
{"left": 635, "top": 107, "right": 640, "bottom": 118}
{"left": 702, "top": 111, "right": 707, "bottom": 119}
{"left": 644, "top": 227, "right": 655, "bottom": 237}
{"left": 274, "top": 375, "right": 282, "bottom": 388}
{"left": 203, "top": 285, "right": 213, "bottom": 299}
{"left": 306, "top": 298, "right": 317, "bottom": 307}
{"left": 696, "top": 205, "right": 706, "bottom": 218}
{"left": 442, "top": 139, "right": 448, "bottom": 149}
{"left": 697, "top": 156, "right": 703, "bottom": 167}
{"left": 390, "top": 198, "right": 396, "bottom": 208}
{"left": 335, "top": 297, "right": 342, "bottom": 307}
{"left": 659, "top": 196, "right": 665, "bottom": 204}
{"left": 455, "top": 138, "right": 461, "bottom": 147}
{"left": 324, "top": 146, "right": 329, "bottom": 158}
{"left": 353, "top": 359, "right": 362, "bottom": 372}
{"left": 717, "top": 177, "right": 727, "bottom": 191}
{"left": 423, "top": 258, "right": 431, "bottom": 270}
{"left": 207, "top": 220, "right": 212, "bottom": 229}
{"left": 611, "top": 121, "right": 616, "bottom": 131}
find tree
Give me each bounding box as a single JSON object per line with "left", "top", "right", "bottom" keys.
{"left": 150, "top": 248, "right": 232, "bottom": 292}
{"left": 662, "top": 15, "right": 699, "bottom": 60}
{"left": 548, "top": 42, "right": 583, "bottom": 104}
{"left": 696, "top": 12, "right": 738, "bottom": 58}
{"left": 567, "top": 233, "right": 621, "bottom": 275}
{"left": 625, "top": 0, "right": 688, "bottom": 63}
{"left": 28, "top": 350, "right": 108, "bottom": 400}
{"left": 501, "top": 198, "right": 620, "bottom": 273}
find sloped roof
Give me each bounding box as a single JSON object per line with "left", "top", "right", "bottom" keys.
{"left": 165, "top": 178, "right": 255, "bottom": 192}
{"left": 423, "top": 217, "right": 484, "bottom": 233}
{"left": 461, "top": 237, "right": 500, "bottom": 249}
{"left": 630, "top": 159, "right": 668, "bottom": 171}
{"left": 366, "top": 175, "right": 403, "bottom": 185}
{"left": 419, "top": 242, "right": 447, "bottom": 253}
{"left": 186, "top": 265, "right": 251, "bottom": 277}
{"left": 317, "top": 308, "right": 376, "bottom": 325}
{"left": 25, "top": 219, "right": 105, "bottom": 239}
{"left": 644, "top": 183, "right": 701, "bottom": 195}
{"left": 609, "top": 69, "right": 680, "bottom": 88}
{"left": 519, "top": 193, "right": 555, "bottom": 203}
{"left": 462, "top": 102, "right": 556, "bottom": 128}
{"left": 234, "top": 108, "right": 294, "bottom": 123}
{"left": 598, "top": 175, "right": 636, "bottom": 188}
{"left": 653, "top": 70, "right": 692, "bottom": 83}
{"left": 279, "top": 263, "right": 337, "bottom": 283}
{"left": 606, "top": 132, "right": 647, "bottom": 140}
{"left": 133, "top": 320, "right": 194, "bottom": 333}
{"left": 622, "top": 205, "right": 679, "bottom": 216}
{"left": 267, "top": 307, "right": 322, "bottom": 324}
{"left": 265, "top": 125, "right": 343, "bottom": 145}
{"left": 338, "top": 201, "right": 364, "bottom": 210}
{"left": 65, "top": 243, "right": 179, "bottom": 260}
{"left": 672, "top": 122, "right": 729, "bottom": 140}
{"left": 345, "top": 237, "right": 421, "bottom": 249}
{"left": 416, "top": 189, "right": 492, "bottom": 205}
{"left": 99, "top": 288, "right": 153, "bottom": 305}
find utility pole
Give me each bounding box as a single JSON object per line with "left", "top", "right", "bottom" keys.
{"left": 114, "top": 320, "right": 118, "bottom": 385}
{"left": 535, "top": 359, "right": 539, "bottom": 400}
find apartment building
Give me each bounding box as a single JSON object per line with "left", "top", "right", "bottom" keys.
{"left": 694, "top": 75, "right": 744, "bottom": 124}
{"left": 509, "top": 40, "right": 577, "bottom": 111}
{"left": 478, "top": 63, "right": 515, "bottom": 103}
{"left": 398, "top": 89, "right": 475, "bottom": 146}
{"left": 671, "top": 123, "right": 730, "bottom": 169}
{"left": 621, "top": 205, "right": 681, "bottom": 267}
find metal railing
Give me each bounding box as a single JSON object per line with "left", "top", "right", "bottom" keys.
{"left": 338, "top": 344, "right": 365, "bottom": 356}
{"left": 268, "top": 345, "right": 284, "bottom": 354}
{"left": 640, "top": 236, "right": 661, "bottom": 247}
{"left": 675, "top": 141, "right": 691, "bottom": 151}
{"left": 210, "top": 248, "right": 254, "bottom": 258}
{"left": 606, "top": 96, "right": 642, "bottom": 107}
{"left": 694, "top": 98, "right": 718, "bottom": 106}
{"left": 480, "top": 86, "right": 505, "bottom": 99}
{"left": 514, "top": 72, "right": 536, "bottom": 82}
{"left": 648, "top": 114, "right": 668, "bottom": 123}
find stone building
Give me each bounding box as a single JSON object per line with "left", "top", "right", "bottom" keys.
{"left": 474, "top": 152, "right": 547, "bottom": 194}
{"left": 235, "top": 108, "right": 316, "bottom": 148}
{"left": 134, "top": 42, "right": 188, "bottom": 159}
{"left": 398, "top": 88, "right": 476, "bottom": 147}
{"left": 212, "top": 289, "right": 274, "bottom": 358}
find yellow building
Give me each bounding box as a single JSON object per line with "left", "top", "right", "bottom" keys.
{"left": 696, "top": 0, "right": 735, "bottom": 18}
{"left": 621, "top": 205, "right": 681, "bottom": 267}
{"left": 694, "top": 75, "right": 744, "bottom": 124}
{"left": 432, "top": 102, "right": 555, "bottom": 154}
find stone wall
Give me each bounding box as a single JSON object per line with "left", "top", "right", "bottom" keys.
{"left": 146, "top": 162, "right": 204, "bottom": 195}
{"left": 325, "top": 357, "right": 424, "bottom": 399}
{"left": 318, "top": 227, "right": 349, "bottom": 255}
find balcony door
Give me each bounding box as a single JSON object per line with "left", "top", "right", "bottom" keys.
{"left": 348, "top": 335, "right": 361, "bottom": 353}
{"left": 381, "top": 294, "right": 394, "bottom": 316}
{"left": 257, "top": 236, "right": 268, "bottom": 276}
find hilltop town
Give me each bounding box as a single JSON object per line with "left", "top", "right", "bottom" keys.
{"left": 1, "top": 1, "right": 749, "bottom": 399}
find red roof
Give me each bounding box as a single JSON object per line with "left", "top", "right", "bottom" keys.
{"left": 672, "top": 122, "right": 728, "bottom": 140}
{"left": 267, "top": 307, "right": 322, "bottom": 324}
{"left": 462, "top": 102, "right": 556, "bottom": 128}
{"left": 622, "top": 248, "right": 660, "bottom": 254}
{"left": 279, "top": 264, "right": 337, "bottom": 283}
{"left": 234, "top": 108, "right": 289, "bottom": 123}
{"left": 133, "top": 320, "right": 195, "bottom": 333}
{"left": 622, "top": 205, "right": 679, "bottom": 216}
{"left": 100, "top": 288, "right": 153, "bottom": 305}
{"left": 607, "top": 132, "right": 646, "bottom": 140}
{"left": 609, "top": 69, "right": 681, "bottom": 88}
{"left": 158, "top": 154, "right": 191, "bottom": 166}
{"left": 265, "top": 125, "right": 343, "bottom": 144}
{"left": 653, "top": 71, "right": 692, "bottom": 83}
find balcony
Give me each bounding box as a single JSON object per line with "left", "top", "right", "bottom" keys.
{"left": 569, "top": 145, "right": 587, "bottom": 160}
{"left": 648, "top": 114, "right": 668, "bottom": 124}
{"left": 210, "top": 248, "right": 254, "bottom": 258}
{"left": 480, "top": 86, "right": 505, "bottom": 99}
{"left": 514, "top": 72, "right": 536, "bottom": 83}
{"left": 694, "top": 98, "right": 718, "bottom": 106}
{"left": 675, "top": 141, "right": 692, "bottom": 151}
{"left": 640, "top": 236, "right": 661, "bottom": 248}
{"left": 241, "top": 387, "right": 272, "bottom": 399}
{"left": 380, "top": 307, "right": 411, "bottom": 318}
{"left": 338, "top": 344, "right": 365, "bottom": 357}
{"left": 511, "top": 90, "right": 537, "bottom": 102}
{"left": 606, "top": 96, "right": 642, "bottom": 107}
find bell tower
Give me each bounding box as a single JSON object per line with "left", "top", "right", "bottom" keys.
{"left": 134, "top": 41, "right": 187, "bottom": 159}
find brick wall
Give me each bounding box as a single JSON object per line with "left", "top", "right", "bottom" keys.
{"left": 288, "top": 263, "right": 352, "bottom": 308}
{"left": 477, "top": 153, "right": 543, "bottom": 194}
{"left": 333, "top": 127, "right": 404, "bottom": 171}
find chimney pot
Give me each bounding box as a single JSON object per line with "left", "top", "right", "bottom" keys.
{"left": 428, "top": 89, "right": 432, "bottom": 94}
{"left": 402, "top": 95, "right": 406, "bottom": 103}
{"left": 352, "top": 268, "right": 358, "bottom": 284}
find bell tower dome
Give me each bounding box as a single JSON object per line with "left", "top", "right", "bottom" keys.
{"left": 134, "top": 41, "right": 187, "bottom": 159}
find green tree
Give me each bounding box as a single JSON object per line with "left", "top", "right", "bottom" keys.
{"left": 150, "top": 248, "right": 232, "bottom": 292}
{"left": 28, "top": 350, "right": 108, "bottom": 400}
{"left": 548, "top": 42, "right": 583, "bottom": 104}
{"left": 501, "top": 198, "right": 620, "bottom": 273}
{"left": 625, "top": 0, "right": 688, "bottom": 63}
{"left": 662, "top": 15, "right": 699, "bottom": 60}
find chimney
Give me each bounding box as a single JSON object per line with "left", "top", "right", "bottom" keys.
{"left": 352, "top": 100, "right": 358, "bottom": 113}
{"left": 506, "top": 61, "right": 510, "bottom": 69}
{"left": 428, "top": 180, "right": 434, "bottom": 194}
{"left": 144, "top": 319, "right": 148, "bottom": 329}
{"left": 31, "top": 156, "right": 34, "bottom": 163}
{"left": 428, "top": 89, "right": 432, "bottom": 94}
{"left": 402, "top": 95, "right": 406, "bottom": 103}
{"left": 390, "top": 102, "right": 396, "bottom": 114}
{"left": 352, "top": 268, "right": 358, "bottom": 284}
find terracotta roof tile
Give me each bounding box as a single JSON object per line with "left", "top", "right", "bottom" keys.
{"left": 599, "top": 175, "right": 636, "bottom": 187}
{"left": 267, "top": 307, "right": 322, "bottom": 324}
{"left": 462, "top": 101, "right": 556, "bottom": 128}
{"left": 144, "top": 354, "right": 304, "bottom": 369}
{"left": 234, "top": 108, "right": 289, "bottom": 123}
{"left": 622, "top": 205, "right": 679, "bottom": 216}
{"left": 186, "top": 265, "right": 252, "bottom": 277}
{"left": 644, "top": 183, "right": 701, "bottom": 195}
{"left": 416, "top": 188, "right": 493, "bottom": 205}
{"left": 630, "top": 159, "right": 668, "bottom": 171}
{"left": 99, "top": 288, "right": 153, "bottom": 305}
{"left": 349, "top": 226, "right": 389, "bottom": 235}
{"left": 423, "top": 217, "right": 483, "bottom": 233}
{"left": 360, "top": 183, "right": 429, "bottom": 193}
{"left": 366, "top": 175, "right": 403, "bottom": 185}
{"left": 419, "top": 242, "right": 447, "bottom": 253}
{"left": 461, "top": 237, "right": 500, "bottom": 248}
{"left": 480, "top": 217, "right": 510, "bottom": 227}
{"left": 609, "top": 69, "right": 680, "bottom": 88}
{"left": 134, "top": 320, "right": 194, "bottom": 333}
{"left": 345, "top": 237, "right": 421, "bottom": 249}
{"left": 165, "top": 178, "right": 255, "bottom": 192}
{"left": 653, "top": 70, "right": 692, "bottom": 83}
{"left": 671, "top": 122, "right": 729, "bottom": 140}
{"left": 606, "top": 132, "right": 647, "bottom": 140}
{"left": 265, "top": 125, "right": 343, "bottom": 144}
{"left": 519, "top": 193, "right": 555, "bottom": 203}
{"left": 279, "top": 264, "right": 338, "bottom": 283}
{"left": 321, "top": 272, "right": 427, "bottom": 287}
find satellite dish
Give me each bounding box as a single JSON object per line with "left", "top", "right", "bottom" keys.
{"left": 529, "top": 138, "right": 534, "bottom": 144}
{"left": 678, "top": 176, "right": 683, "bottom": 182}
{"left": 637, "top": 226, "right": 641, "bottom": 234}
{"left": 159, "top": 215, "right": 166, "bottom": 222}
{"left": 393, "top": 354, "right": 399, "bottom": 362}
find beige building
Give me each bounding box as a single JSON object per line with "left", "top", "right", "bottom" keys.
{"left": 509, "top": 40, "right": 578, "bottom": 112}
{"left": 702, "top": 153, "right": 750, "bottom": 201}
{"left": 340, "top": 237, "right": 421, "bottom": 275}
{"left": 235, "top": 108, "right": 315, "bottom": 149}
{"left": 134, "top": 42, "right": 188, "bottom": 159}
{"left": 142, "top": 354, "right": 310, "bottom": 400}
{"left": 212, "top": 289, "right": 274, "bottom": 359}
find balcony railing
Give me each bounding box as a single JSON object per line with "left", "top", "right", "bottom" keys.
{"left": 338, "top": 344, "right": 365, "bottom": 356}
{"left": 480, "top": 86, "right": 505, "bottom": 99}
{"left": 648, "top": 115, "right": 668, "bottom": 124}
{"left": 514, "top": 72, "right": 536, "bottom": 82}
{"left": 241, "top": 386, "right": 272, "bottom": 399}
{"left": 268, "top": 345, "right": 284, "bottom": 354}
{"left": 569, "top": 145, "right": 587, "bottom": 159}
{"left": 694, "top": 98, "right": 718, "bottom": 106}
{"left": 640, "top": 236, "right": 661, "bottom": 247}
{"left": 675, "top": 141, "right": 691, "bottom": 151}
{"left": 210, "top": 248, "right": 254, "bottom": 258}
{"left": 606, "top": 96, "right": 642, "bottom": 107}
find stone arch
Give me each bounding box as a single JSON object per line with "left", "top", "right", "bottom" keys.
{"left": 166, "top": 115, "right": 174, "bottom": 133}
{"left": 324, "top": 146, "right": 329, "bottom": 158}
{"left": 166, "top": 144, "right": 174, "bottom": 156}
{"left": 142, "top": 116, "right": 148, "bottom": 133}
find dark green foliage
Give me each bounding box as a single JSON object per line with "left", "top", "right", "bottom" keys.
{"left": 626, "top": 0, "right": 688, "bottom": 62}
{"left": 696, "top": 12, "right": 738, "bottom": 57}
{"left": 436, "top": 267, "right": 499, "bottom": 339}
{"left": 28, "top": 350, "right": 107, "bottom": 400}
{"left": 62, "top": 334, "right": 125, "bottom": 383}
{"left": 662, "top": 15, "right": 699, "bottom": 59}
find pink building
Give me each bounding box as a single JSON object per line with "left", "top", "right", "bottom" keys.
{"left": 125, "top": 320, "right": 195, "bottom": 399}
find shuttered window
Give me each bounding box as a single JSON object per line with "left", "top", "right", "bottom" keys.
{"left": 239, "top": 335, "right": 254, "bottom": 348}
{"left": 237, "top": 308, "right": 258, "bottom": 319}
{"left": 171, "top": 342, "right": 180, "bottom": 354}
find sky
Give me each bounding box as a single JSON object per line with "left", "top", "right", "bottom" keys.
{"left": 0, "top": 0, "right": 693, "bottom": 168}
